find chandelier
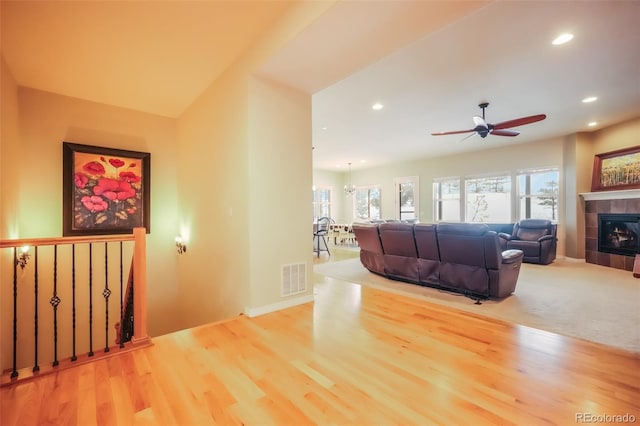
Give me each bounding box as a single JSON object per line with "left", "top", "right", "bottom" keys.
{"left": 344, "top": 162, "right": 356, "bottom": 196}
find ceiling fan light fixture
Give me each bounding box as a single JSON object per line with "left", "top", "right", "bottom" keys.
{"left": 552, "top": 33, "right": 574, "bottom": 45}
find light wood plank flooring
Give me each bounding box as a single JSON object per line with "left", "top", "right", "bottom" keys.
{"left": 2, "top": 260, "right": 639, "bottom": 425}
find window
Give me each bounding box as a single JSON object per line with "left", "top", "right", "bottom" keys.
{"left": 465, "top": 175, "right": 511, "bottom": 222}
{"left": 312, "top": 186, "right": 331, "bottom": 220}
{"left": 395, "top": 176, "right": 419, "bottom": 221}
{"left": 517, "top": 168, "right": 559, "bottom": 221}
{"left": 433, "top": 178, "right": 460, "bottom": 221}
{"left": 354, "top": 186, "right": 381, "bottom": 221}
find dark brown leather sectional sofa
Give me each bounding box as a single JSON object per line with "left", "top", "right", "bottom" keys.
{"left": 352, "top": 222, "right": 525, "bottom": 299}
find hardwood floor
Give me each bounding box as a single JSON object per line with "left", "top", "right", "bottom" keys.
{"left": 2, "top": 248, "right": 639, "bottom": 425}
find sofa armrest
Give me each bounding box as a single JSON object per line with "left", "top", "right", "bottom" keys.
{"left": 537, "top": 234, "right": 555, "bottom": 243}
{"left": 501, "top": 249, "right": 524, "bottom": 264}
{"left": 498, "top": 232, "right": 514, "bottom": 241}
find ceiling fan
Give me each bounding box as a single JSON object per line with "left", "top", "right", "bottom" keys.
{"left": 431, "top": 102, "right": 546, "bottom": 139}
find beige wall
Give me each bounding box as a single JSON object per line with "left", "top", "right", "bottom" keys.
{"left": 1, "top": 56, "right": 20, "bottom": 238}
{"left": 562, "top": 133, "right": 580, "bottom": 257}
{"left": 247, "top": 76, "right": 313, "bottom": 310}
{"left": 173, "top": 48, "right": 252, "bottom": 328}
{"left": 591, "top": 117, "right": 640, "bottom": 156}
{"left": 1, "top": 58, "right": 182, "bottom": 338}
{"left": 172, "top": 1, "right": 333, "bottom": 324}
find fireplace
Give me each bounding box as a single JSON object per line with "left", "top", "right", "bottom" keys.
{"left": 582, "top": 190, "right": 640, "bottom": 271}
{"left": 598, "top": 214, "right": 640, "bottom": 256}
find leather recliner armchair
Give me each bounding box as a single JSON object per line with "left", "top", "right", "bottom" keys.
{"left": 499, "top": 219, "right": 557, "bottom": 265}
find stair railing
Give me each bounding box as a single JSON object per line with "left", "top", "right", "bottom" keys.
{"left": 0, "top": 227, "right": 149, "bottom": 385}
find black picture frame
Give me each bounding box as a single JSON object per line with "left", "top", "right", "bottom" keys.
{"left": 63, "top": 142, "right": 150, "bottom": 236}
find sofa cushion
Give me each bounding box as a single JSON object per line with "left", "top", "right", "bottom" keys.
{"left": 414, "top": 223, "right": 440, "bottom": 284}
{"left": 378, "top": 222, "right": 417, "bottom": 257}
{"left": 436, "top": 223, "right": 491, "bottom": 294}
{"left": 379, "top": 222, "right": 419, "bottom": 282}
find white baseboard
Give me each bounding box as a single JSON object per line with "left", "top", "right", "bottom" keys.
{"left": 243, "top": 293, "right": 315, "bottom": 318}
{"left": 562, "top": 256, "right": 585, "bottom": 263}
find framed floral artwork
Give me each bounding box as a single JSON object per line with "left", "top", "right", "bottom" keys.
{"left": 590, "top": 145, "right": 640, "bottom": 192}
{"left": 63, "top": 142, "right": 150, "bottom": 236}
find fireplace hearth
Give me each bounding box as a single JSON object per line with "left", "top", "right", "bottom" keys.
{"left": 598, "top": 214, "right": 639, "bottom": 257}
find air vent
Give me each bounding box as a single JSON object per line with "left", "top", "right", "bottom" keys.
{"left": 281, "top": 263, "right": 307, "bottom": 296}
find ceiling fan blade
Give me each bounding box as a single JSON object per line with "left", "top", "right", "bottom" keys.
{"left": 431, "top": 128, "right": 475, "bottom": 136}
{"left": 491, "top": 129, "right": 520, "bottom": 137}
{"left": 493, "top": 114, "right": 546, "bottom": 130}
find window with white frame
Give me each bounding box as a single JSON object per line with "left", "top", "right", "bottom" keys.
{"left": 433, "top": 178, "right": 460, "bottom": 221}
{"left": 354, "top": 186, "right": 381, "bottom": 221}
{"left": 517, "top": 168, "right": 559, "bottom": 221}
{"left": 465, "top": 175, "right": 511, "bottom": 223}
{"left": 395, "top": 176, "right": 419, "bottom": 221}
{"left": 312, "top": 186, "right": 331, "bottom": 220}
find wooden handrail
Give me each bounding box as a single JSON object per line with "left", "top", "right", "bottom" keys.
{"left": 0, "top": 234, "right": 135, "bottom": 249}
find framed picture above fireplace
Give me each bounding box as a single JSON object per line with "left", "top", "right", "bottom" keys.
{"left": 591, "top": 145, "right": 640, "bottom": 192}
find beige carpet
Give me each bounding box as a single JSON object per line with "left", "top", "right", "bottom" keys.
{"left": 314, "top": 256, "right": 640, "bottom": 353}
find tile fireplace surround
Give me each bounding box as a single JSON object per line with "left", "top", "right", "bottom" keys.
{"left": 581, "top": 189, "right": 640, "bottom": 271}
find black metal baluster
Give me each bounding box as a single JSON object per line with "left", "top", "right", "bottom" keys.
{"left": 71, "top": 244, "right": 77, "bottom": 362}
{"left": 122, "top": 278, "right": 134, "bottom": 344}
{"left": 103, "top": 242, "right": 110, "bottom": 353}
{"left": 119, "top": 242, "right": 124, "bottom": 348}
{"left": 11, "top": 247, "right": 18, "bottom": 378}
{"left": 50, "top": 245, "right": 61, "bottom": 367}
{"left": 88, "top": 243, "right": 94, "bottom": 357}
{"left": 33, "top": 246, "right": 39, "bottom": 373}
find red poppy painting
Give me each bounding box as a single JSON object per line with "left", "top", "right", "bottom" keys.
{"left": 63, "top": 142, "right": 150, "bottom": 236}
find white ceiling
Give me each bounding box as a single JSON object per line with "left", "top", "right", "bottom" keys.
{"left": 2, "top": 1, "right": 639, "bottom": 172}
{"left": 304, "top": 1, "right": 640, "bottom": 170}
{"left": 0, "top": 0, "right": 293, "bottom": 117}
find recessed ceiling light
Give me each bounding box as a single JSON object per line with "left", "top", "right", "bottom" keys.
{"left": 360, "top": 160, "right": 367, "bottom": 163}
{"left": 588, "top": 121, "right": 598, "bottom": 127}
{"left": 552, "top": 33, "right": 574, "bottom": 45}
{"left": 321, "top": 126, "right": 327, "bottom": 130}
{"left": 582, "top": 96, "right": 598, "bottom": 103}
{"left": 372, "top": 103, "right": 384, "bottom": 110}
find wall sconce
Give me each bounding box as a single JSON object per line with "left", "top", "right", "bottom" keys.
{"left": 175, "top": 237, "right": 187, "bottom": 254}
{"left": 16, "top": 246, "right": 30, "bottom": 269}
